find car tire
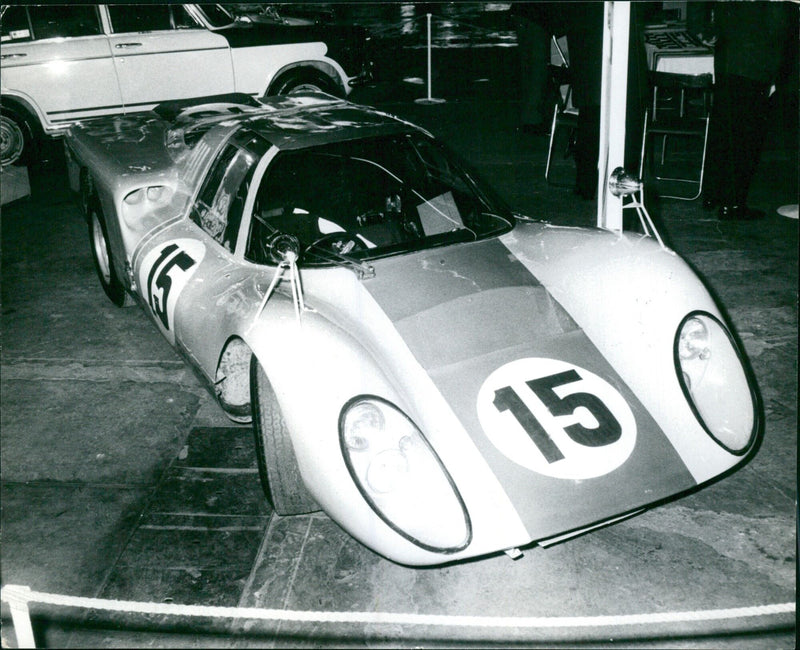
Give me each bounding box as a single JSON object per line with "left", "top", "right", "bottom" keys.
{"left": 250, "top": 356, "right": 319, "bottom": 515}
{"left": 267, "top": 68, "right": 342, "bottom": 98}
{"left": 88, "top": 203, "right": 134, "bottom": 307}
{"left": 0, "top": 106, "right": 37, "bottom": 167}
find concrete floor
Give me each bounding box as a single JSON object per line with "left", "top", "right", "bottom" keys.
{"left": 1, "top": 77, "right": 797, "bottom": 648}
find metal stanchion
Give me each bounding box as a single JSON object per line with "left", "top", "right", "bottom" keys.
{"left": 415, "top": 14, "right": 445, "bottom": 105}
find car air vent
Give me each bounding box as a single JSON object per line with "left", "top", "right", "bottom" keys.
{"left": 154, "top": 93, "right": 261, "bottom": 122}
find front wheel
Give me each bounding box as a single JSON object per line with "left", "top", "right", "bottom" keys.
{"left": 250, "top": 357, "right": 319, "bottom": 515}
{"left": 88, "top": 204, "right": 133, "bottom": 307}
{"left": 0, "top": 107, "right": 36, "bottom": 167}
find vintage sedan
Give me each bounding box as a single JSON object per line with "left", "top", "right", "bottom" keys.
{"left": 0, "top": 3, "right": 371, "bottom": 166}
{"left": 65, "top": 92, "right": 762, "bottom": 566}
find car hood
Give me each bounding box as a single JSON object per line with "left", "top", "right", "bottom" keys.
{"left": 327, "top": 235, "right": 696, "bottom": 539}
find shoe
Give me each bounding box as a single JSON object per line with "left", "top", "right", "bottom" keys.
{"left": 520, "top": 123, "right": 550, "bottom": 136}
{"left": 718, "top": 205, "right": 765, "bottom": 221}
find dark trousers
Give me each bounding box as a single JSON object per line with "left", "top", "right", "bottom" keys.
{"left": 575, "top": 104, "right": 601, "bottom": 198}
{"left": 704, "top": 74, "right": 771, "bottom": 206}
{"left": 514, "top": 15, "right": 551, "bottom": 127}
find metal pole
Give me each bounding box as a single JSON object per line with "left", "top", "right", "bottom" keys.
{"left": 597, "top": 1, "right": 630, "bottom": 231}
{"left": 415, "top": 13, "right": 445, "bottom": 105}
{"left": 427, "top": 13, "right": 433, "bottom": 100}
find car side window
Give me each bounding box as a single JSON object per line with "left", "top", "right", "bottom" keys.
{"left": 108, "top": 5, "right": 199, "bottom": 34}
{"left": 7, "top": 6, "right": 102, "bottom": 41}
{"left": 1, "top": 6, "right": 32, "bottom": 43}
{"left": 190, "top": 143, "right": 259, "bottom": 253}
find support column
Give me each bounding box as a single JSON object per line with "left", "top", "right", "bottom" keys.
{"left": 597, "top": 2, "right": 631, "bottom": 231}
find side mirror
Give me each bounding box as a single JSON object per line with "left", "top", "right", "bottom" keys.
{"left": 608, "top": 167, "right": 642, "bottom": 197}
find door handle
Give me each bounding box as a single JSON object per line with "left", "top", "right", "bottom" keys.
{"left": 114, "top": 42, "right": 142, "bottom": 49}
{"left": 1, "top": 53, "right": 28, "bottom": 59}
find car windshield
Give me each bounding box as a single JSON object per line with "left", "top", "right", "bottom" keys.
{"left": 246, "top": 133, "right": 514, "bottom": 267}
{"left": 195, "top": 4, "right": 235, "bottom": 29}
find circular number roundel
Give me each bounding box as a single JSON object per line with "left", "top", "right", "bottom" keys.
{"left": 138, "top": 239, "right": 205, "bottom": 345}
{"left": 476, "top": 358, "right": 636, "bottom": 480}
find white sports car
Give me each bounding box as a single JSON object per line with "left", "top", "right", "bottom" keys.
{"left": 65, "top": 92, "right": 762, "bottom": 566}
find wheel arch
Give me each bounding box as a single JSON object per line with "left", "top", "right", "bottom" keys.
{"left": 214, "top": 335, "right": 255, "bottom": 423}
{"left": 265, "top": 60, "right": 346, "bottom": 97}
{"left": 0, "top": 93, "right": 45, "bottom": 134}
{"left": 77, "top": 165, "right": 99, "bottom": 220}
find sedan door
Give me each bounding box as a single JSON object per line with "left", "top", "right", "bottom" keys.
{"left": 0, "top": 5, "right": 122, "bottom": 128}
{"left": 104, "top": 4, "right": 235, "bottom": 111}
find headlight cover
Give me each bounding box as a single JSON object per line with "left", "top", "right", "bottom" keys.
{"left": 339, "top": 396, "right": 471, "bottom": 553}
{"left": 121, "top": 185, "right": 173, "bottom": 227}
{"left": 674, "top": 311, "right": 759, "bottom": 454}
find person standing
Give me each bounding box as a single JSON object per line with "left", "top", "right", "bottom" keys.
{"left": 510, "top": 2, "right": 554, "bottom": 135}
{"left": 553, "top": 1, "right": 648, "bottom": 200}
{"left": 702, "top": 2, "right": 796, "bottom": 220}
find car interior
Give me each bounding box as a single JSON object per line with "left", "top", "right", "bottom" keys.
{"left": 245, "top": 134, "right": 512, "bottom": 265}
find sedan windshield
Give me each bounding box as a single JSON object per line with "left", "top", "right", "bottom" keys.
{"left": 195, "top": 4, "right": 236, "bottom": 28}
{"left": 246, "top": 133, "right": 514, "bottom": 266}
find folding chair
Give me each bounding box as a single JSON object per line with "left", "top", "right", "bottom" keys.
{"left": 544, "top": 64, "right": 579, "bottom": 184}
{"left": 545, "top": 36, "right": 579, "bottom": 185}
{"left": 641, "top": 71, "right": 713, "bottom": 200}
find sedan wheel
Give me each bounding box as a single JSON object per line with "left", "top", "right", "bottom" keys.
{"left": 0, "top": 113, "right": 26, "bottom": 167}
{"left": 268, "top": 69, "right": 342, "bottom": 98}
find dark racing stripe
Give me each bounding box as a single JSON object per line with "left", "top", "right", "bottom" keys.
{"left": 363, "top": 238, "right": 696, "bottom": 539}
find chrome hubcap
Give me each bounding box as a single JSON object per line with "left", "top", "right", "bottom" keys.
{"left": 0, "top": 115, "right": 24, "bottom": 166}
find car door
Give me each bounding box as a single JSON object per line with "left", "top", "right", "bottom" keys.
{"left": 136, "top": 131, "right": 268, "bottom": 373}
{"left": 105, "top": 4, "right": 235, "bottom": 110}
{"left": 0, "top": 5, "right": 122, "bottom": 128}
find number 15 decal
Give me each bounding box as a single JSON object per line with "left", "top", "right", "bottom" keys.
{"left": 139, "top": 239, "right": 205, "bottom": 346}
{"left": 477, "top": 358, "right": 636, "bottom": 480}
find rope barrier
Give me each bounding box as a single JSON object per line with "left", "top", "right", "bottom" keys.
{"left": 2, "top": 584, "right": 795, "bottom": 648}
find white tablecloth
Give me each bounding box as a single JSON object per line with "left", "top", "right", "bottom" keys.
{"left": 654, "top": 52, "right": 714, "bottom": 79}
{"left": 644, "top": 26, "right": 714, "bottom": 80}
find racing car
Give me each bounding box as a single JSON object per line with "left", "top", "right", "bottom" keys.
{"left": 65, "top": 92, "right": 762, "bottom": 566}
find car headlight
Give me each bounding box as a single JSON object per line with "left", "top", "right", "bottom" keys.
{"left": 339, "top": 396, "right": 471, "bottom": 553}
{"left": 674, "top": 312, "right": 759, "bottom": 454}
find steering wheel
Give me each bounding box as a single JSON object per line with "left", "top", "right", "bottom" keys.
{"left": 304, "top": 232, "right": 366, "bottom": 257}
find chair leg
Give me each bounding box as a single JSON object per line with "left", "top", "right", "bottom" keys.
{"left": 656, "top": 120, "right": 709, "bottom": 201}
{"left": 693, "top": 116, "right": 710, "bottom": 198}
{"left": 545, "top": 104, "right": 559, "bottom": 182}
{"left": 638, "top": 111, "right": 648, "bottom": 182}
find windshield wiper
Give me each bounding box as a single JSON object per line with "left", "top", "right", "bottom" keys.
{"left": 304, "top": 243, "right": 376, "bottom": 279}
